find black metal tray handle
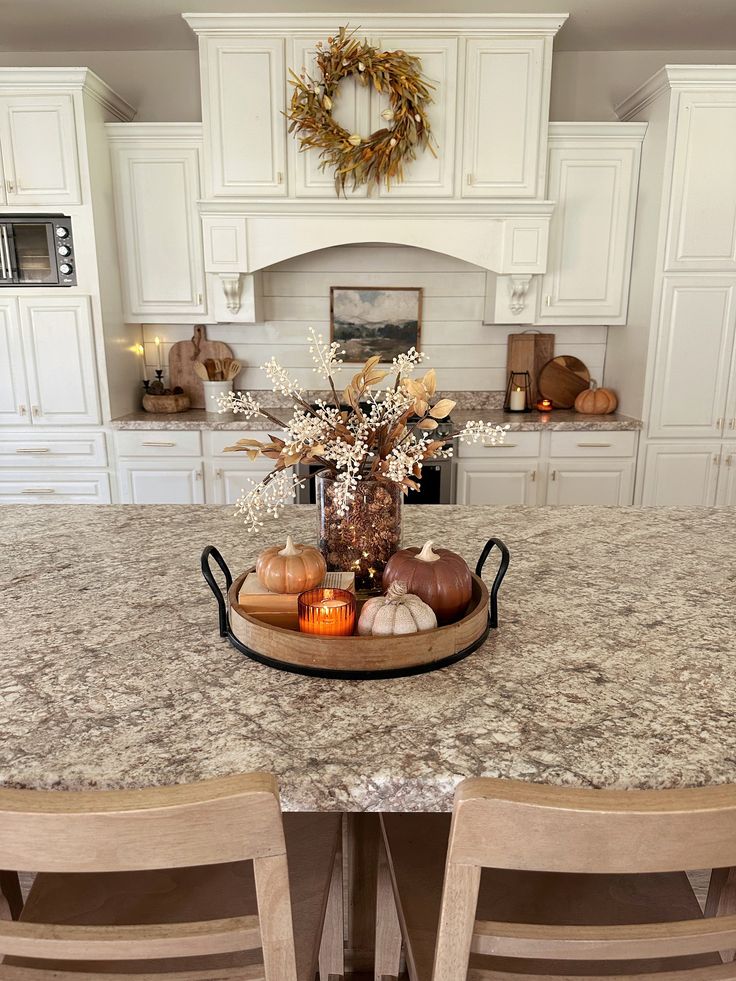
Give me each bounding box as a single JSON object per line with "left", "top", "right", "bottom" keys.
{"left": 201, "top": 545, "right": 233, "bottom": 637}
{"left": 475, "top": 537, "right": 510, "bottom": 629}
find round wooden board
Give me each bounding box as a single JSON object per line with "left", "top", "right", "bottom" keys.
{"left": 538, "top": 355, "right": 591, "bottom": 408}
{"left": 227, "top": 571, "right": 491, "bottom": 677}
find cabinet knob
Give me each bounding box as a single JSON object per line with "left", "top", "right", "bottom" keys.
{"left": 714, "top": 454, "right": 721, "bottom": 466}
{"left": 6, "top": 180, "right": 15, "bottom": 194}
{"left": 550, "top": 469, "right": 557, "bottom": 481}
{"left": 215, "top": 468, "right": 223, "bottom": 479}
{"left": 31, "top": 405, "right": 40, "bottom": 418}
{"left": 195, "top": 470, "right": 202, "bottom": 481}
{"left": 529, "top": 470, "right": 536, "bottom": 482}
{"left": 18, "top": 404, "right": 27, "bottom": 416}
{"left": 276, "top": 171, "right": 284, "bottom": 184}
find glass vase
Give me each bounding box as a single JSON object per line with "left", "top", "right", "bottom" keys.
{"left": 316, "top": 473, "right": 403, "bottom": 592}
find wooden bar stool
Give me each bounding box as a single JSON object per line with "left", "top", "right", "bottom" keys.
{"left": 0, "top": 772, "right": 344, "bottom": 980}
{"left": 379, "top": 778, "right": 736, "bottom": 980}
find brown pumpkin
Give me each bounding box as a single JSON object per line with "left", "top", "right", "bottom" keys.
{"left": 574, "top": 380, "right": 618, "bottom": 415}
{"left": 382, "top": 540, "right": 472, "bottom": 624}
{"left": 256, "top": 535, "right": 326, "bottom": 594}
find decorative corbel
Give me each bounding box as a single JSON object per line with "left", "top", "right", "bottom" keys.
{"left": 507, "top": 275, "right": 532, "bottom": 315}
{"left": 219, "top": 273, "right": 242, "bottom": 314}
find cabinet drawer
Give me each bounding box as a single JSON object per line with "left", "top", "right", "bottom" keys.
{"left": 115, "top": 430, "right": 202, "bottom": 457}
{"left": 457, "top": 430, "right": 541, "bottom": 459}
{"left": 549, "top": 431, "right": 637, "bottom": 458}
{"left": 0, "top": 431, "right": 107, "bottom": 468}
{"left": 0, "top": 471, "right": 111, "bottom": 504}
{"left": 206, "top": 429, "right": 286, "bottom": 458}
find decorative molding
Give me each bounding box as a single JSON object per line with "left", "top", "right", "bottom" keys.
{"left": 183, "top": 12, "right": 568, "bottom": 36}
{"left": 0, "top": 68, "right": 136, "bottom": 121}
{"left": 106, "top": 123, "right": 202, "bottom": 143}
{"left": 198, "top": 198, "right": 556, "bottom": 218}
{"left": 616, "top": 65, "right": 736, "bottom": 121}
{"left": 507, "top": 275, "right": 533, "bottom": 315}
{"left": 219, "top": 273, "right": 242, "bottom": 314}
{"left": 548, "top": 122, "right": 648, "bottom": 144}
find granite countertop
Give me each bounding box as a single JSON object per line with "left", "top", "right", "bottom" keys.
{"left": 1, "top": 504, "right": 734, "bottom": 809}
{"left": 111, "top": 408, "right": 642, "bottom": 432}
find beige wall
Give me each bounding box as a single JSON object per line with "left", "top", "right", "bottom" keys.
{"left": 2, "top": 48, "right": 736, "bottom": 121}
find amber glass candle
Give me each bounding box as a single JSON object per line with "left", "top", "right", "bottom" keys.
{"left": 298, "top": 587, "right": 356, "bottom": 636}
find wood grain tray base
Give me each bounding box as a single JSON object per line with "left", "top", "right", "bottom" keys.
{"left": 201, "top": 538, "right": 510, "bottom": 680}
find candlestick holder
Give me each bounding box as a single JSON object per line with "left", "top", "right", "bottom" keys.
{"left": 298, "top": 587, "right": 356, "bottom": 636}
{"left": 504, "top": 370, "right": 532, "bottom": 413}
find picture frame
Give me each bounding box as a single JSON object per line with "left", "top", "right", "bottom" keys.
{"left": 330, "top": 286, "right": 423, "bottom": 363}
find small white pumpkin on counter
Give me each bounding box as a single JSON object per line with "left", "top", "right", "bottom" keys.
{"left": 357, "top": 581, "right": 437, "bottom": 636}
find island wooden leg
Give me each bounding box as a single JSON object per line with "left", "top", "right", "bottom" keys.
{"left": 320, "top": 847, "right": 345, "bottom": 980}
{"left": 374, "top": 836, "right": 402, "bottom": 980}
{"left": 705, "top": 867, "right": 736, "bottom": 962}
{"left": 0, "top": 870, "right": 22, "bottom": 920}
{"left": 346, "top": 813, "right": 380, "bottom": 976}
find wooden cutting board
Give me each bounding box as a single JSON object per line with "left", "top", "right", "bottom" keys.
{"left": 538, "top": 355, "right": 591, "bottom": 409}
{"left": 168, "top": 325, "right": 233, "bottom": 409}
{"left": 506, "top": 331, "right": 554, "bottom": 405}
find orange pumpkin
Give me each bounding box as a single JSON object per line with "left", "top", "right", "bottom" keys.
{"left": 256, "top": 536, "right": 326, "bottom": 594}
{"left": 574, "top": 380, "right": 618, "bottom": 415}
{"left": 382, "top": 540, "right": 472, "bottom": 624}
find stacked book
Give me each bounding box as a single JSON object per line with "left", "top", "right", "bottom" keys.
{"left": 238, "top": 570, "right": 355, "bottom": 620}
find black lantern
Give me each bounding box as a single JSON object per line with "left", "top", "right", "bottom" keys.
{"left": 504, "top": 371, "right": 532, "bottom": 413}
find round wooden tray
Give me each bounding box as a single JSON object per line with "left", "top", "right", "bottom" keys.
{"left": 201, "top": 538, "right": 509, "bottom": 680}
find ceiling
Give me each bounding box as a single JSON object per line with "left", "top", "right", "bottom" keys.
{"left": 1, "top": 0, "right": 735, "bottom": 52}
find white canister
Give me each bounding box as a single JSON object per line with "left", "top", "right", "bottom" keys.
{"left": 202, "top": 379, "right": 234, "bottom": 417}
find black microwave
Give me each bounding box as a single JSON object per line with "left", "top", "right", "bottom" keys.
{"left": 0, "top": 216, "right": 77, "bottom": 286}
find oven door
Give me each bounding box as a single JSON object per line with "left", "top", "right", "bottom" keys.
{"left": 296, "top": 460, "right": 456, "bottom": 505}
{"left": 1, "top": 221, "right": 60, "bottom": 285}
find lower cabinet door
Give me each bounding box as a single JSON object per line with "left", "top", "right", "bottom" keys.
{"left": 716, "top": 441, "right": 736, "bottom": 505}
{"left": 0, "top": 470, "right": 111, "bottom": 503}
{"left": 546, "top": 459, "right": 635, "bottom": 505}
{"left": 118, "top": 461, "right": 204, "bottom": 504}
{"left": 456, "top": 460, "right": 539, "bottom": 505}
{"left": 641, "top": 442, "right": 720, "bottom": 506}
{"left": 205, "top": 463, "right": 294, "bottom": 506}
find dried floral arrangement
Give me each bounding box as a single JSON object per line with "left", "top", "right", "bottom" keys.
{"left": 286, "top": 26, "right": 436, "bottom": 195}
{"left": 219, "top": 328, "right": 507, "bottom": 531}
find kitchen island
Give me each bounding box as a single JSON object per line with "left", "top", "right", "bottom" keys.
{"left": 1, "top": 504, "right": 734, "bottom": 807}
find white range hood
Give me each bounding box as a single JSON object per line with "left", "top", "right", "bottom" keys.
{"left": 184, "top": 12, "right": 568, "bottom": 320}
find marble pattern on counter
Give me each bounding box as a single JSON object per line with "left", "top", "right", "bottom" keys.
{"left": 1, "top": 504, "right": 735, "bottom": 810}
{"left": 111, "top": 408, "right": 642, "bottom": 432}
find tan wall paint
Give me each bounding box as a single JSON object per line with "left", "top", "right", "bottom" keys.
{"left": 1, "top": 48, "right": 736, "bottom": 121}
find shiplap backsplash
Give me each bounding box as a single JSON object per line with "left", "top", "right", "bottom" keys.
{"left": 142, "top": 244, "right": 608, "bottom": 391}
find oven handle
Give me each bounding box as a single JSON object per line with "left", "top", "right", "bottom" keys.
{"left": 0, "top": 226, "right": 10, "bottom": 281}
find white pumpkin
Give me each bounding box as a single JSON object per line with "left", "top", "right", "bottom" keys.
{"left": 357, "top": 581, "right": 437, "bottom": 636}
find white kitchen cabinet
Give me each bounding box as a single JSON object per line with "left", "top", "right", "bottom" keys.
{"left": 199, "top": 36, "right": 287, "bottom": 197}
{"left": 18, "top": 297, "right": 100, "bottom": 426}
{"left": 457, "top": 460, "right": 540, "bottom": 505}
{"left": 648, "top": 278, "right": 736, "bottom": 440}
{"left": 462, "top": 37, "right": 548, "bottom": 198}
{"left": 205, "top": 461, "right": 295, "bottom": 505}
{"left": 108, "top": 125, "right": 208, "bottom": 323}
{"left": 641, "top": 442, "right": 721, "bottom": 506}
{"left": 0, "top": 298, "right": 28, "bottom": 425}
{"left": 0, "top": 470, "right": 111, "bottom": 504}
{"left": 0, "top": 94, "right": 81, "bottom": 206}
{"left": 665, "top": 90, "right": 736, "bottom": 272}
{"left": 716, "top": 442, "right": 736, "bottom": 505}
{"left": 546, "top": 460, "right": 635, "bottom": 505}
{"left": 118, "top": 460, "right": 205, "bottom": 504}
{"left": 538, "top": 124, "right": 644, "bottom": 324}
{"left": 0, "top": 430, "right": 107, "bottom": 468}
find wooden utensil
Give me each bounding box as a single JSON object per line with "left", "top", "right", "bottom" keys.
{"left": 224, "top": 359, "right": 241, "bottom": 381}
{"left": 168, "top": 326, "right": 233, "bottom": 408}
{"left": 506, "top": 331, "right": 554, "bottom": 405}
{"left": 538, "top": 355, "right": 591, "bottom": 409}
{"left": 193, "top": 361, "right": 210, "bottom": 381}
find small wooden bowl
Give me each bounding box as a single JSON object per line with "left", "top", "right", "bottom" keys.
{"left": 226, "top": 568, "right": 491, "bottom": 678}
{"left": 142, "top": 393, "right": 191, "bottom": 414}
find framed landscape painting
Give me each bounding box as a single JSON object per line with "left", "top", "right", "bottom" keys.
{"left": 330, "top": 286, "right": 422, "bottom": 363}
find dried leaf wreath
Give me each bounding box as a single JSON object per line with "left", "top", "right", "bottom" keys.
{"left": 286, "top": 26, "right": 437, "bottom": 195}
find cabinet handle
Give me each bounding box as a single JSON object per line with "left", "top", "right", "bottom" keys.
{"left": 576, "top": 442, "right": 612, "bottom": 448}
{"left": 196, "top": 292, "right": 203, "bottom": 305}
{"left": 195, "top": 470, "right": 202, "bottom": 480}
{"left": 730, "top": 418, "right": 736, "bottom": 430}
{"left": 727, "top": 455, "right": 733, "bottom": 468}
{"left": 31, "top": 405, "right": 41, "bottom": 418}
{"left": 6, "top": 180, "right": 15, "bottom": 194}
{"left": 15, "top": 447, "right": 50, "bottom": 454}
{"left": 466, "top": 173, "right": 473, "bottom": 186}
{"left": 714, "top": 454, "right": 721, "bottom": 466}
{"left": 545, "top": 295, "right": 551, "bottom": 307}
{"left": 717, "top": 418, "right": 724, "bottom": 430}
{"left": 529, "top": 470, "right": 536, "bottom": 482}
{"left": 21, "top": 487, "right": 56, "bottom": 495}
{"left": 276, "top": 171, "right": 284, "bottom": 184}
{"left": 484, "top": 442, "right": 518, "bottom": 448}
{"left": 215, "top": 468, "right": 223, "bottom": 478}
{"left": 18, "top": 404, "right": 27, "bottom": 416}
{"left": 551, "top": 469, "right": 557, "bottom": 481}
{"left": 141, "top": 440, "right": 176, "bottom": 447}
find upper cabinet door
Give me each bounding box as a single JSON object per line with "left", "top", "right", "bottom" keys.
{"left": 649, "top": 278, "right": 736, "bottom": 439}
{"left": 665, "top": 90, "right": 736, "bottom": 272}
{"left": 110, "top": 136, "right": 208, "bottom": 322}
{"left": 290, "top": 36, "right": 368, "bottom": 198}
{"left": 19, "top": 296, "right": 100, "bottom": 426}
{"left": 201, "top": 37, "right": 287, "bottom": 197}
{"left": 462, "top": 37, "right": 547, "bottom": 198}
{"left": 374, "top": 37, "right": 458, "bottom": 198}
{"left": 0, "top": 94, "right": 81, "bottom": 206}
{"left": 539, "top": 130, "right": 643, "bottom": 324}
{"left": 0, "top": 299, "right": 30, "bottom": 426}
